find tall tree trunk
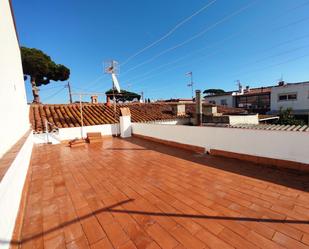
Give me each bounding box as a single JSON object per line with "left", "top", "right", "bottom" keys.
{"left": 31, "top": 77, "right": 40, "bottom": 103}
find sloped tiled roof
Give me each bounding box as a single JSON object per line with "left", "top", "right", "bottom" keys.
{"left": 29, "top": 102, "right": 247, "bottom": 132}
{"left": 241, "top": 87, "right": 272, "bottom": 96}
{"left": 29, "top": 103, "right": 183, "bottom": 132}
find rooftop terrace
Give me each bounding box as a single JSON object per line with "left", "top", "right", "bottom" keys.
{"left": 9, "top": 137, "right": 309, "bottom": 249}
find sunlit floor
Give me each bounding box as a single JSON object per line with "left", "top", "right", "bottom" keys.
{"left": 9, "top": 137, "right": 309, "bottom": 249}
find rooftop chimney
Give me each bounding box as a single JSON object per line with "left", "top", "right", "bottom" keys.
{"left": 106, "top": 96, "right": 111, "bottom": 107}
{"left": 195, "top": 90, "right": 202, "bottom": 126}
{"left": 91, "top": 95, "right": 98, "bottom": 104}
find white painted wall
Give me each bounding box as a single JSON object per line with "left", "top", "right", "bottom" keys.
{"left": 147, "top": 118, "right": 190, "bottom": 125}
{"left": 120, "top": 116, "right": 132, "bottom": 138}
{"left": 58, "top": 124, "right": 119, "bottom": 140}
{"left": 33, "top": 132, "right": 61, "bottom": 144}
{"left": 132, "top": 123, "right": 309, "bottom": 164}
{"left": 0, "top": 0, "right": 30, "bottom": 158}
{"left": 229, "top": 114, "right": 259, "bottom": 125}
{"left": 270, "top": 83, "right": 309, "bottom": 112}
{"left": 0, "top": 133, "right": 33, "bottom": 249}
{"left": 204, "top": 95, "right": 234, "bottom": 107}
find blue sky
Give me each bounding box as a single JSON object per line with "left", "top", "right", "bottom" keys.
{"left": 13, "top": 0, "right": 309, "bottom": 103}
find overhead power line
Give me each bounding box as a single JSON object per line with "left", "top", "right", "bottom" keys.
{"left": 44, "top": 87, "right": 66, "bottom": 101}
{"left": 121, "top": 0, "right": 258, "bottom": 76}
{"left": 120, "top": 0, "right": 218, "bottom": 67}
{"left": 121, "top": 3, "right": 309, "bottom": 86}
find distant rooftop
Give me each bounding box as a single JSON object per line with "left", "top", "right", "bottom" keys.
{"left": 29, "top": 102, "right": 246, "bottom": 132}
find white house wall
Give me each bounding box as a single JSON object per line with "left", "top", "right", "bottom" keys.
{"left": 0, "top": 0, "right": 30, "bottom": 157}
{"left": 270, "top": 83, "right": 309, "bottom": 112}
{"left": 132, "top": 123, "right": 309, "bottom": 164}
{"left": 204, "top": 95, "right": 234, "bottom": 107}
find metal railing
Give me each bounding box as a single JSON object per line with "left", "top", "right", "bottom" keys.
{"left": 44, "top": 120, "right": 60, "bottom": 144}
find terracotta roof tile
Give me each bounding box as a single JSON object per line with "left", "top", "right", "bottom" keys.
{"left": 29, "top": 103, "right": 182, "bottom": 132}
{"left": 29, "top": 102, "right": 246, "bottom": 132}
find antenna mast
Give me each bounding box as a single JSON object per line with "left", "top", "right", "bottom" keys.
{"left": 105, "top": 60, "right": 121, "bottom": 134}
{"left": 186, "top": 72, "right": 194, "bottom": 99}
{"left": 66, "top": 81, "right": 73, "bottom": 104}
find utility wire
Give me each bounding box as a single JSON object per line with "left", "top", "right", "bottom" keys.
{"left": 82, "top": 0, "right": 217, "bottom": 92}
{"left": 140, "top": 35, "right": 309, "bottom": 85}
{"left": 120, "top": 0, "right": 218, "bottom": 67}
{"left": 121, "top": 3, "right": 309, "bottom": 85}
{"left": 86, "top": 0, "right": 309, "bottom": 93}
{"left": 121, "top": 0, "right": 258, "bottom": 76}
{"left": 40, "top": 84, "right": 65, "bottom": 91}
{"left": 44, "top": 87, "right": 66, "bottom": 101}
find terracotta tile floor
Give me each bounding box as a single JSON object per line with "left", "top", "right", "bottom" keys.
{"left": 11, "top": 137, "right": 309, "bottom": 249}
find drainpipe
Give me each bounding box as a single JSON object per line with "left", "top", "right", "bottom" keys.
{"left": 195, "top": 90, "right": 202, "bottom": 126}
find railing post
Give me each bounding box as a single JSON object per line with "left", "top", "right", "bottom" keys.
{"left": 45, "top": 119, "right": 50, "bottom": 143}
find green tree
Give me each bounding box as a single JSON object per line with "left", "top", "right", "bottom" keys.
{"left": 21, "top": 47, "right": 70, "bottom": 103}
{"left": 277, "top": 107, "right": 304, "bottom": 125}
{"left": 203, "top": 89, "right": 226, "bottom": 96}
{"left": 105, "top": 89, "right": 141, "bottom": 102}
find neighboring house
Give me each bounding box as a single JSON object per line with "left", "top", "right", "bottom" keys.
{"left": 235, "top": 86, "right": 272, "bottom": 114}
{"left": 204, "top": 92, "right": 234, "bottom": 107}
{"left": 269, "top": 81, "right": 309, "bottom": 123}
{"left": 205, "top": 85, "right": 272, "bottom": 114}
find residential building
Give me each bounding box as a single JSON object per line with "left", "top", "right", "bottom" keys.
{"left": 205, "top": 85, "right": 272, "bottom": 114}
{"left": 235, "top": 86, "right": 272, "bottom": 114}
{"left": 269, "top": 81, "right": 309, "bottom": 123}
{"left": 203, "top": 92, "right": 234, "bottom": 107}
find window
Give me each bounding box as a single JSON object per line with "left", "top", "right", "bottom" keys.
{"left": 278, "top": 93, "right": 297, "bottom": 101}
{"left": 220, "top": 99, "right": 227, "bottom": 105}
{"left": 209, "top": 100, "right": 216, "bottom": 104}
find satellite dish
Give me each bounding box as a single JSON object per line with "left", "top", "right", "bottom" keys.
{"left": 111, "top": 73, "right": 121, "bottom": 93}
{"left": 105, "top": 60, "right": 121, "bottom": 93}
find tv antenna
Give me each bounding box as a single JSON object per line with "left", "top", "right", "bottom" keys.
{"left": 105, "top": 60, "right": 121, "bottom": 122}
{"left": 186, "top": 72, "right": 194, "bottom": 99}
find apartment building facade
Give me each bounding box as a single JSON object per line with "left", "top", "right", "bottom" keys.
{"left": 269, "top": 81, "right": 309, "bottom": 123}
{"left": 205, "top": 82, "right": 309, "bottom": 122}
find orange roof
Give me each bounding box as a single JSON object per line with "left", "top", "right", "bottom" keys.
{"left": 29, "top": 103, "right": 184, "bottom": 132}
{"left": 29, "top": 102, "right": 247, "bottom": 132}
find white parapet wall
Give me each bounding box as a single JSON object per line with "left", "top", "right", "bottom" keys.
{"left": 228, "top": 114, "right": 259, "bottom": 125}
{"left": 0, "top": 133, "right": 33, "bottom": 248}
{"left": 148, "top": 118, "right": 190, "bottom": 125}
{"left": 132, "top": 123, "right": 309, "bottom": 164}
{"left": 58, "top": 124, "right": 120, "bottom": 141}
